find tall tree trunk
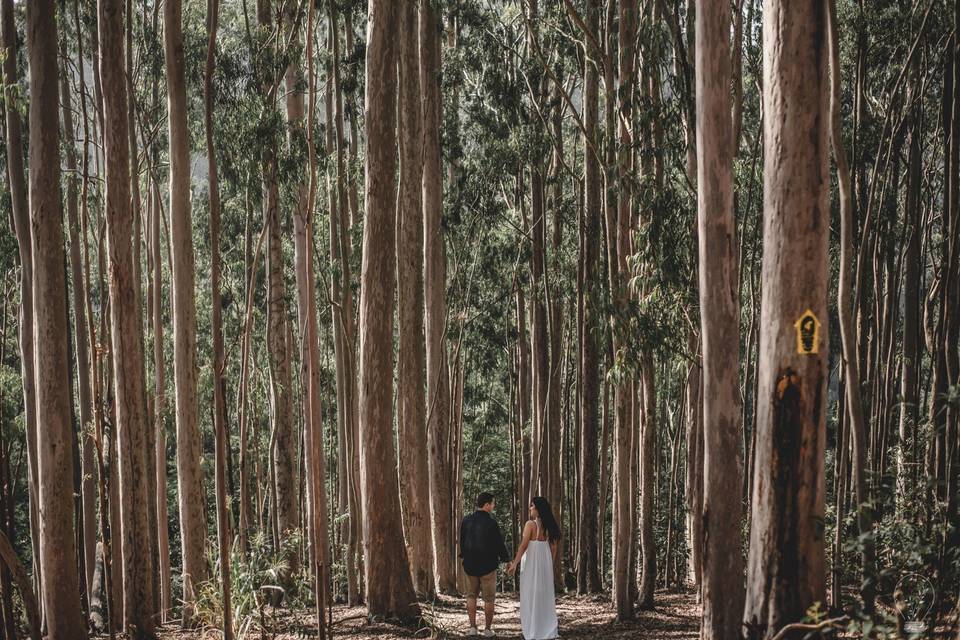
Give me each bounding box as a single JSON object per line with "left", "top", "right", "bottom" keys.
{"left": 125, "top": 2, "right": 159, "bottom": 618}
{"left": 301, "top": 1, "right": 331, "bottom": 630}
{"left": 163, "top": 0, "right": 209, "bottom": 625}
{"left": 59, "top": 28, "right": 99, "bottom": 602}
{"left": 695, "top": 0, "right": 746, "bottom": 632}
{"left": 576, "top": 0, "right": 602, "bottom": 595}
{"left": 420, "top": 0, "right": 456, "bottom": 595}
{"left": 204, "top": 0, "right": 233, "bottom": 636}
{"left": 397, "top": 0, "right": 435, "bottom": 598}
{"left": 897, "top": 78, "right": 923, "bottom": 510}
{"left": 637, "top": 363, "right": 657, "bottom": 609}
{"left": 546, "top": 75, "right": 566, "bottom": 592}
{"left": 1, "top": 0, "right": 42, "bottom": 602}
{"left": 526, "top": 0, "right": 550, "bottom": 504}
{"left": 743, "top": 0, "right": 830, "bottom": 636}
{"left": 151, "top": 181, "right": 172, "bottom": 622}
{"left": 683, "top": 333, "right": 703, "bottom": 592}
{"left": 255, "top": 0, "right": 299, "bottom": 564}
{"left": 359, "top": 0, "right": 422, "bottom": 620}
{"left": 826, "top": 0, "right": 876, "bottom": 614}
{"left": 26, "top": 1, "right": 87, "bottom": 635}
{"left": 327, "top": 0, "right": 362, "bottom": 604}
{"left": 99, "top": 0, "right": 156, "bottom": 634}
{"left": 611, "top": 0, "right": 637, "bottom": 621}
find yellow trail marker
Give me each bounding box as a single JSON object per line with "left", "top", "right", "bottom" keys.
{"left": 794, "top": 309, "right": 821, "bottom": 355}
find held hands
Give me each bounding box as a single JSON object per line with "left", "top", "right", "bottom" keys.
{"left": 506, "top": 561, "right": 517, "bottom": 576}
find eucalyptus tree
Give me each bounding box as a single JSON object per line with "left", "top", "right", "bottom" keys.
{"left": 358, "top": 0, "right": 421, "bottom": 620}
{"left": 163, "top": 0, "right": 209, "bottom": 625}
{"left": 98, "top": 0, "right": 155, "bottom": 634}
{"left": 397, "top": 0, "right": 435, "bottom": 597}
{"left": 27, "top": 0, "right": 87, "bottom": 635}
{"left": 695, "top": 0, "right": 745, "bottom": 634}
{"left": 744, "top": 0, "right": 830, "bottom": 636}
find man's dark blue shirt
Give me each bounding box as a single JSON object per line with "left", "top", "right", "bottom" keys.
{"left": 460, "top": 510, "right": 510, "bottom": 577}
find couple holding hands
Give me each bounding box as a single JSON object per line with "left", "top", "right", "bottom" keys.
{"left": 459, "top": 492, "right": 560, "bottom": 640}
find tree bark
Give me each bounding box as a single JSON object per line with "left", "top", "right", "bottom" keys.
{"left": 611, "top": 0, "right": 637, "bottom": 621}
{"left": 59, "top": 27, "right": 99, "bottom": 603}
{"left": 204, "top": 0, "right": 233, "bottom": 635}
{"left": 163, "top": 0, "right": 209, "bottom": 625}
{"left": 683, "top": 333, "right": 703, "bottom": 592}
{"left": 1, "top": 0, "right": 42, "bottom": 602}
{"left": 743, "top": 0, "right": 830, "bottom": 636}
{"left": 897, "top": 75, "right": 923, "bottom": 510}
{"left": 256, "top": 0, "right": 299, "bottom": 562}
{"left": 695, "top": 0, "right": 746, "bottom": 632}
{"left": 26, "top": 1, "right": 87, "bottom": 635}
{"left": 327, "top": 0, "right": 362, "bottom": 604}
{"left": 359, "top": 0, "right": 422, "bottom": 620}
{"left": 826, "top": 0, "right": 876, "bottom": 614}
{"left": 151, "top": 180, "right": 172, "bottom": 623}
{"left": 420, "top": 0, "right": 457, "bottom": 595}
{"left": 397, "top": 0, "right": 435, "bottom": 598}
{"left": 0, "top": 530, "right": 40, "bottom": 640}
{"left": 576, "top": 0, "right": 602, "bottom": 595}
{"left": 99, "top": 0, "right": 156, "bottom": 634}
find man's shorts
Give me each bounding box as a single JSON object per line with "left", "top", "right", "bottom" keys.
{"left": 465, "top": 570, "right": 496, "bottom": 601}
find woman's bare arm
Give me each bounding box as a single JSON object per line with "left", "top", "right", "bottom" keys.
{"left": 507, "top": 521, "right": 534, "bottom": 574}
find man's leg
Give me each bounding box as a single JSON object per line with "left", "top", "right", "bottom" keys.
{"left": 466, "top": 575, "right": 480, "bottom": 631}
{"left": 467, "top": 597, "right": 478, "bottom": 628}
{"left": 481, "top": 572, "right": 497, "bottom": 631}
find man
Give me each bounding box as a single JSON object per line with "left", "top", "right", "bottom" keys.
{"left": 460, "top": 491, "right": 510, "bottom": 637}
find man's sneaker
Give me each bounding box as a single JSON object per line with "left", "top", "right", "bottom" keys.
{"left": 482, "top": 629, "right": 495, "bottom": 637}
{"left": 466, "top": 627, "right": 479, "bottom": 637}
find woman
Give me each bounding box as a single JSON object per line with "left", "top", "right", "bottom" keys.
{"left": 507, "top": 496, "right": 560, "bottom": 640}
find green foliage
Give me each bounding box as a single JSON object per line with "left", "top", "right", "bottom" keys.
{"left": 194, "top": 530, "right": 312, "bottom": 635}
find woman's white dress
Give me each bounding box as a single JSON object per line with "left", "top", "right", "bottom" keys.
{"left": 519, "top": 523, "right": 559, "bottom": 640}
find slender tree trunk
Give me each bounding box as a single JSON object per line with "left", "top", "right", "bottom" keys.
{"left": 301, "top": 1, "right": 331, "bottom": 630}
{"left": 163, "top": 0, "right": 209, "bottom": 625}
{"left": 0, "top": 318, "right": 18, "bottom": 640}
{"left": 420, "top": 0, "right": 456, "bottom": 595}
{"left": 683, "top": 333, "right": 703, "bottom": 592}
{"left": 0, "top": 530, "right": 40, "bottom": 640}
{"left": 743, "top": 0, "right": 830, "bottom": 636}
{"left": 151, "top": 181, "right": 172, "bottom": 622}
{"left": 612, "top": 0, "right": 637, "bottom": 621}
{"left": 397, "top": 0, "right": 435, "bottom": 598}
{"left": 517, "top": 284, "right": 532, "bottom": 521}
{"left": 546, "top": 76, "right": 566, "bottom": 592}
{"left": 826, "top": 0, "right": 876, "bottom": 614}
{"left": 126, "top": 3, "right": 159, "bottom": 618}
{"left": 1, "top": 0, "right": 42, "bottom": 603}
{"left": 527, "top": 0, "right": 550, "bottom": 503}
{"left": 99, "top": 0, "right": 156, "bottom": 634}
{"left": 26, "top": 1, "right": 87, "bottom": 635}
{"left": 60, "top": 29, "right": 99, "bottom": 602}
{"left": 897, "top": 82, "right": 923, "bottom": 510}
{"left": 695, "top": 0, "right": 746, "bottom": 632}
{"left": 327, "top": 0, "right": 362, "bottom": 604}
{"left": 576, "top": 0, "right": 602, "bottom": 595}
{"left": 256, "top": 0, "right": 299, "bottom": 564}
{"left": 204, "top": 0, "right": 233, "bottom": 636}
{"left": 359, "top": 0, "right": 422, "bottom": 619}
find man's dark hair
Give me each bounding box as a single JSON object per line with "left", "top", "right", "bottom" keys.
{"left": 476, "top": 492, "right": 495, "bottom": 509}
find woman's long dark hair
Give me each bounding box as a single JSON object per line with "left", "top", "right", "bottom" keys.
{"left": 532, "top": 496, "right": 561, "bottom": 543}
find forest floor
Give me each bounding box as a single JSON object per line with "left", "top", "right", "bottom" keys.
{"left": 155, "top": 590, "right": 701, "bottom": 639}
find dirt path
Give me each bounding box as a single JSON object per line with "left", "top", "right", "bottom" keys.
{"left": 155, "top": 591, "right": 700, "bottom": 639}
